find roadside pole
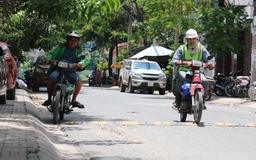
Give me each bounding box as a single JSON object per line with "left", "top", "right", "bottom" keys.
{"left": 250, "top": 0, "right": 256, "bottom": 101}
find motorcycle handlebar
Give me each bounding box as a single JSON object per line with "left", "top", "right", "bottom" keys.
{"left": 47, "top": 60, "right": 81, "bottom": 68}
{"left": 181, "top": 60, "right": 215, "bottom": 69}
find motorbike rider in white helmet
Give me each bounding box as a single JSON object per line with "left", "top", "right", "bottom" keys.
{"left": 171, "top": 29, "right": 214, "bottom": 109}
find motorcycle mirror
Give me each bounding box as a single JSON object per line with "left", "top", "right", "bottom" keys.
{"left": 78, "top": 54, "right": 85, "bottom": 60}
{"left": 207, "top": 55, "right": 213, "bottom": 60}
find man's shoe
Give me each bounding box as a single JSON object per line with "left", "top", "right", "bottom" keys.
{"left": 203, "top": 104, "right": 207, "bottom": 110}
{"left": 172, "top": 101, "right": 180, "bottom": 108}
{"left": 42, "top": 100, "right": 51, "bottom": 106}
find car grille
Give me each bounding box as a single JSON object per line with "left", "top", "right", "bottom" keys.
{"left": 142, "top": 73, "right": 159, "bottom": 80}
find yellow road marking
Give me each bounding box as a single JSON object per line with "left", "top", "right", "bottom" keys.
{"left": 65, "top": 121, "right": 75, "bottom": 125}
{"left": 154, "top": 122, "right": 171, "bottom": 125}
{"left": 91, "top": 121, "right": 107, "bottom": 125}
{"left": 217, "top": 122, "right": 233, "bottom": 126}
{"left": 247, "top": 123, "right": 256, "bottom": 127}
{"left": 122, "top": 121, "right": 139, "bottom": 125}
{"left": 185, "top": 122, "right": 198, "bottom": 126}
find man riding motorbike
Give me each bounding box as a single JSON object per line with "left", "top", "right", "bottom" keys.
{"left": 171, "top": 29, "right": 214, "bottom": 109}
{"left": 42, "top": 30, "right": 87, "bottom": 108}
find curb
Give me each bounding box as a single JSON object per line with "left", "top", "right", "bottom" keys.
{"left": 16, "top": 89, "right": 88, "bottom": 160}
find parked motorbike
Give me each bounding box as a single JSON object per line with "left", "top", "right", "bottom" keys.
{"left": 23, "top": 68, "right": 33, "bottom": 89}
{"left": 224, "top": 68, "right": 244, "bottom": 97}
{"left": 173, "top": 56, "right": 213, "bottom": 124}
{"left": 231, "top": 75, "right": 250, "bottom": 98}
{"left": 205, "top": 77, "right": 214, "bottom": 101}
{"left": 47, "top": 55, "right": 85, "bottom": 124}
{"left": 105, "top": 76, "right": 114, "bottom": 85}
{"left": 88, "top": 70, "right": 96, "bottom": 86}
{"left": 212, "top": 73, "right": 230, "bottom": 96}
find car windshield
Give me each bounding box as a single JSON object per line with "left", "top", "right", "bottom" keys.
{"left": 133, "top": 62, "right": 160, "bottom": 70}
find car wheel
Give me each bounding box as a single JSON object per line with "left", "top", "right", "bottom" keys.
{"left": 159, "top": 88, "right": 165, "bottom": 95}
{"left": 0, "top": 95, "right": 6, "bottom": 104}
{"left": 7, "top": 87, "right": 16, "bottom": 100}
{"left": 119, "top": 79, "right": 126, "bottom": 92}
{"left": 128, "top": 79, "right": 135, "bottom": 93}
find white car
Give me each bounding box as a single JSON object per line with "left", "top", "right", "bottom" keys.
{"left": 119, "top": 59, "right": 167, "bottom": 95}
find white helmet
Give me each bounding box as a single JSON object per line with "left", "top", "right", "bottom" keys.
{"left": 185, "top": 29, "right": 198, "bottom": 39}
{"left": 67, "top": 30, "right": 80, "bottom": 38}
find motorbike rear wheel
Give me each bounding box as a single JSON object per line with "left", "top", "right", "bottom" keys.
{"left": 53, "top": 90, "right": 61, "bottom": 124}
{"left": 194, "top": 90, "right": 203, "bottom": 124}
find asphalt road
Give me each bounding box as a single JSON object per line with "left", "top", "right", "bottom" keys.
{"left": 30, "top": 86, "right": 256, "bottom": 160}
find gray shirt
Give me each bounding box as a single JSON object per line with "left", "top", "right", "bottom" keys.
{"left": 171, "top": 43, "right": 213, "bottom": 66}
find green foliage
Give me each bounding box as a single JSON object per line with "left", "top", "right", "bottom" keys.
{"left": 116, "top": 49, "right": 129, "bottom": 61}
{"left": 97, "top": 61, "right": 108, "bottom": 71}
{"left": 198, "top": 5, "right": 252, "bottom": 57}
{"left": 18, "top": 0, "right": 121, "bottom": 21}
{"left": 138, "top": 0, "right": 202, "bottom": 46}
{"left": 0, "top": 0, "right": 121, "bottom": 63}
{"left": 164, "top": 54, "right": 174, "bottom": 77}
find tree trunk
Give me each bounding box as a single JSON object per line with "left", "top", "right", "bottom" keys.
{"left": 108, "top": 46, "right": 114, "bottom": 76}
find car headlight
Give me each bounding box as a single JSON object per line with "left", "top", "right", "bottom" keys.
{"left": 58, "top": 61, "right": 69, "bottom": 68}
{"left": 133, "top": 72, "right": 141, "bottom": 77}
{"left": 160, "top": 73, "right": 166, "bottom": 78}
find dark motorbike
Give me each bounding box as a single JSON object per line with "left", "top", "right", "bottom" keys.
{"left": 223, "top": 68, "right": 244, "bottom": 97}
{"left": 23, "top": 68, "right": 33, "bottom": 89}
{"left": 48, "top": 55, "right": 85, "bottom": 124}
{"left": 88, "top": 70, "right": 96, "bottom": 86}
{"left": 205, "top": 77, "right": 214, "bottom": 101}
{"left": 212, "top": 73, "right": 230, "bottom": 96}
{"left": 173, "top": 57, "right": 213, "bottom": 124}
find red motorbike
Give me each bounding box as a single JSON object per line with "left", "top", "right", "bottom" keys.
{"left": 174, "top": 56, "right": 213, "bottom": 124}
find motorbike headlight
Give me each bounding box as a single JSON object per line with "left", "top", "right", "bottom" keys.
{"left": 58, "top": 61, "right": 69, "bottom": 68}
{"left": 192, "top": 60, "right": 202, "bottom": 67}
{"left": 35, "top": 68, "right": 44, "bottom": 73}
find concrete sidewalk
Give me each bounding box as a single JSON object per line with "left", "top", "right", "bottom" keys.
{"left": 0, "top": 89, "right": 87, "bottom": 160}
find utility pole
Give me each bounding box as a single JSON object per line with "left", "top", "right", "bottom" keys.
{"left": 250, "top": 0, "right": 256, "bottom": 101}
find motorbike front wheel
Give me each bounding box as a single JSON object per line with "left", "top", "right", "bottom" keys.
{"left": 213, "top": 87, "right": 225, "bottom": 96}
{"left": 224, "top": 83, "right": 233, "bottom": 97}
{"left": 53, "top": 90, "right": 61, "bottom": 124}
{"left": 194, "top": 90, "right": 203, "bottom": 124}
{"left": 59, "top": 96, "right": 65, "bottom": 120}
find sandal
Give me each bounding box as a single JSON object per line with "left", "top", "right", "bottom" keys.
{"left": 71, "top": 101, "right": 85, "bottom": 108}
{"left": 42, "top": 100, "right": 51, "bottom": 106}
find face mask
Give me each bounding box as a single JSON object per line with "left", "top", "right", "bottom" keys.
{"left": 188, "top": 42, "right": 197, "bottom": 47}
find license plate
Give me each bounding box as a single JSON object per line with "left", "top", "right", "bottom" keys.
{"left": 148, "top": 82, "right": 154, "bottom": 86}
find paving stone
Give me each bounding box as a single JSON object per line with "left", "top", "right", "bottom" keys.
{"left": 0, "top": 89, "right": 87, "bottom": 160}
